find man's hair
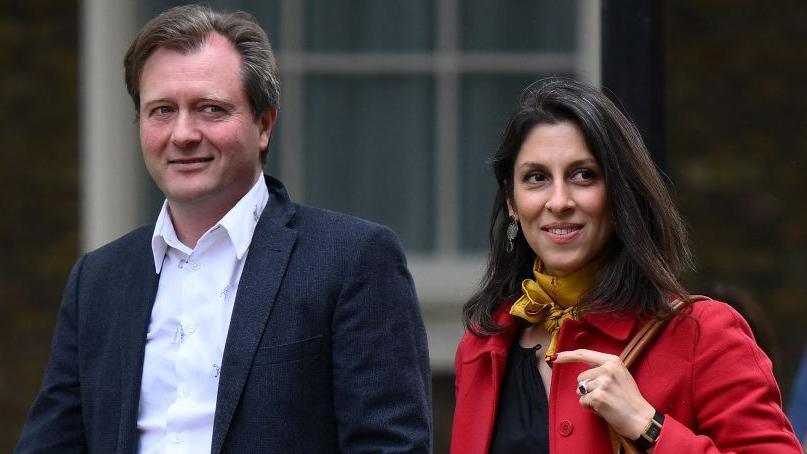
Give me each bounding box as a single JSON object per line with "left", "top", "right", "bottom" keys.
{"left": 124, "top": 5, "right": 280, "bottom": 159}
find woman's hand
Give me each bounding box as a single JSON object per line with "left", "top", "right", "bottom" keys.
{"left": 554, "top": 349, "right": 655, "bottom": 440}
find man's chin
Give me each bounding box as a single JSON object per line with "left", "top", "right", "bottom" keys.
{"left": 163, "top": 185, "right": 215, "bottom": 206}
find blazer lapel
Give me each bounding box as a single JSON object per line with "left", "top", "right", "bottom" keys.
{"left": 116, "top": 232, "right": 161, "bottom": 453}
{"left": 211, "top": 176, "right": 298, "bottom": 454}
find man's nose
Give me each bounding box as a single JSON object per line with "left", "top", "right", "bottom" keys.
{"left": 171, "top": 111, "right": 202, "bottom": 147}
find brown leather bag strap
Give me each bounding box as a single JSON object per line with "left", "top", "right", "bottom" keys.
{"left": 609, "top": 431, "right": 639, "bottom": 454}
{"left": 619, "top": 296, "right": 703, "bottom": 367}
{"left": 608, "top": 295, "right": 708, "bottom": 454}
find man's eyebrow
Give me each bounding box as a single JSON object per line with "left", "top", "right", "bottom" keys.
{"left": 198, "top": 96, "right": 236, "bottom": 107}
{"left": 140, "top": 96, "right": 237, "bottom": 108}
{"left": 141, "top": 97, "right": 172, "bottom": 108}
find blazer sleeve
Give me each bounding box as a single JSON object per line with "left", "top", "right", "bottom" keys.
{"left": 330, "top": 225, "right": 432, "bottom": 453}
{"left": 16, "top": 256, "right": 88, "bottom": 453}
{"left": 654, "top": 301, "right": 802, "bottom": 454}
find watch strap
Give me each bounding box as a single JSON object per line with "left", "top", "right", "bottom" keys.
{"left": 633, "top": 411, "right": 664, "bottom": 451}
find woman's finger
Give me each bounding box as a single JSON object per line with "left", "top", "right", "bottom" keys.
{"left": 576, "top": 378, "right": 594, "bottom": 397}
{"left": 555, "top": 348, "right": 620, "bottom": 367}
{"left": 578, "top": 387, "right": 604, "bottom": 413}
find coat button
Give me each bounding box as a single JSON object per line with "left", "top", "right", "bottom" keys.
{"left": 559, "top": 420, "right": 573, "bottom": 436}
{"left": 574, "top": 331, "right": 591, "bottom": 347}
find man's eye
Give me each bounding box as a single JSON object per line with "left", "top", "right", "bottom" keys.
{"left": 152, "top": 106, "right": 173, "bottom": 115}
{"left": 203, "top": 105, "right": 224, "bottom": 114}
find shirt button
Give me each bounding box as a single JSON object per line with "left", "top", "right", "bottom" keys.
{"left": 559, "top": 420, "right": 574, "bottom": 437}
{"left": 170, "top": 432, "right": 182, "bottom": 443}
{"left": 191, "top": 261, "right": 200, "bottom": 270}
{"left": 574, "top": 331, "right": 592, "bottom": 347}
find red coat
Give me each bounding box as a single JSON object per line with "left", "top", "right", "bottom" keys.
{"left": 451, "top": 298, "right": 801, "bottom": 453}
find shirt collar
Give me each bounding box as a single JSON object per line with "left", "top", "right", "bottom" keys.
{"left": 150, "top": 175, "right": 269, "bottom": 273}
{"left": 217, "top": 174, "right": 269, "bottom": 260}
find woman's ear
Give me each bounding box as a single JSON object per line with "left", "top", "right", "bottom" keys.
{"left": 506, "top": 201, "right": 518, "bottom": 220}
{"left": 503, "top": 180, "right": 517, "bottom": 219}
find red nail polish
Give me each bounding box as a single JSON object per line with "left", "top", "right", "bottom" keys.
{"left": 548, "top": 353, "right": 558, "bottom": 362}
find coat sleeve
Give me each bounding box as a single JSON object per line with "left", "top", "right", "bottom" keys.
{"left": 654, "top": 301, "right": 802, "bottom": 454}
{"left": 16, "top": 256, "right": 88, "bottom": 453}
{"left": 330, "top": 225, "right": 432, "bottom": 453}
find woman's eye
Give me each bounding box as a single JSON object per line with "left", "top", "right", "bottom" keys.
{"left": 571, "top": 168, "right": 597, "bottom": 182}
{"left": 524, "top": 172, "right": 547, "bottom": 183}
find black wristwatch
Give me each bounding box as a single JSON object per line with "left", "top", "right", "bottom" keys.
{"left": 633, "top": 410, "right": 664, "bottom": 451}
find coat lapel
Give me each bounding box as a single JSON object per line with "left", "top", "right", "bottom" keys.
{"left": 211, "top": 176, "right": 297, "bottom": 454}
{"left": 117, "top": 232, "right": 161, "bottom": 453}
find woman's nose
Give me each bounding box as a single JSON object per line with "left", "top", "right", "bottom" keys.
{"left": 545, "top": 183, "right": 575, "bottom": 212}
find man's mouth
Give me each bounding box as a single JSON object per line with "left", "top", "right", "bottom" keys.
{"left": 169, "top": 157, "right": 214, "bottom": 164}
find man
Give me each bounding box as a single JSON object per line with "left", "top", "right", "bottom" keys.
{"left": 17, "top": 5, "right": 431, "bottom": 453}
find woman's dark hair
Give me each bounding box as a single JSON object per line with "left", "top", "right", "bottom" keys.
{"left": 463, "top": 77, "right": 693, "bottom": 335}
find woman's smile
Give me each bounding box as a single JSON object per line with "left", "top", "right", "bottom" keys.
{"left": 541, "top": 223, "right": 584, "bottom": 244}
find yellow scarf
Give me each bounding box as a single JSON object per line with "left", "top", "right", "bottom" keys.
{"left": 509, "top": 258, "right": 600, "bottom": 361}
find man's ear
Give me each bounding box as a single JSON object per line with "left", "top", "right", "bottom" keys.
{"left": 258, "top": 108, "right": 278, "bottom": 151}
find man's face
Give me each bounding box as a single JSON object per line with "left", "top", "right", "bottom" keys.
{"left": 139, "top": 32, "right": 276, "bottom": 213}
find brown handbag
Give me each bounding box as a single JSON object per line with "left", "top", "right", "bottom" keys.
{"left": 607, "top": 296, "right": 707, "bottom": 454}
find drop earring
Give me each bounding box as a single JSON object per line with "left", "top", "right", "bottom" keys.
{"left": 506, "top": 218, "right": 519, "bottom": 253}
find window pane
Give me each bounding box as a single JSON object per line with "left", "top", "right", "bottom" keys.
{"left": 305, "top": 0, "right": 433, "bottom": 52}
{"left": 461, "top": 0, "right": 576, "bottom": 52}
{"left": 304, "top": 76, "right": 434, "bottom": 251}
{"left": 459, "top": 75, "right": 556, "bottom": 251}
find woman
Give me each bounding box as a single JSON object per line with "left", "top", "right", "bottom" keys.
{"left": 451, "top": 78, "right": 801, "bottom": 453}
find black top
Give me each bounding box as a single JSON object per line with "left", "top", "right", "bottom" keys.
{"left": 488, "top": 341, "right": 550, "bottom": 454}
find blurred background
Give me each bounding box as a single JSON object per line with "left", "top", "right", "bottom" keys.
{"left": 2, "top": 0, "right": 806, "bottom": 452}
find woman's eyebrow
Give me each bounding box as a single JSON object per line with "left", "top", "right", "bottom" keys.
{"left": 516, "top": 158, "right": 598, "bottom": 170}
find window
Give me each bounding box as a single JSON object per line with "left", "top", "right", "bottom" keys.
{"left": 142, "top": 0, "right": 600, "bottom": 368}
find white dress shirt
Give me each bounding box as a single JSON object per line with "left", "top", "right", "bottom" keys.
{"left": 137, "top": 175, "right": 269, "bottom": 454}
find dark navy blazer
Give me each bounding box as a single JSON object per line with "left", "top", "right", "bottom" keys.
{"left": 17, "top": 176, "right": 432, "bottom": 453}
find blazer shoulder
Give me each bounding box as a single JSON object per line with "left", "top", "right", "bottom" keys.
{"left": 292, "top": 203, "right": 399, "bottom": 244}
{"left": 82, "top": 224, "right": 154, "bottom": 267}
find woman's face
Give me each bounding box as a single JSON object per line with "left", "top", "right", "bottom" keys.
{"left": 508, "top": 122, "right": 613, "bottom": 277}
